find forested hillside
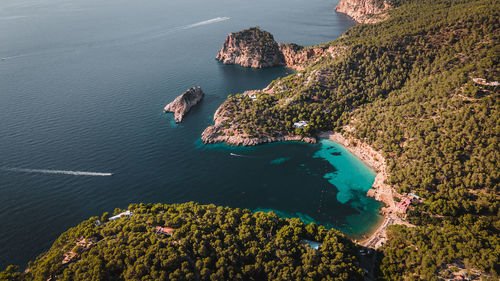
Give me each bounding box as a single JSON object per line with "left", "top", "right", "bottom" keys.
{"left": 0, "top": 203, "right": 362, "bottom": 281}
{"left": 342, "top": 1, "right": 499, "bottom": 279}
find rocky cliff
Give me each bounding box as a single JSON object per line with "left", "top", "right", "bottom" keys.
{"left": 216, "top": 27, "right": 285, "bottom": 68}
{"left": 216, "top": 27, "right": 348, "bottom": 70}
{"left": 335, "top": 0, "right": 391, "bottom": 23}
{"left": 164, "top": 86, "right": 204, "bottom": 123}
{"left": 278, "top": 43, "right": 347, "bottom": 71}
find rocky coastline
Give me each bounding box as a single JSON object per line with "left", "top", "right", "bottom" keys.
{"left": 201, "top": 96, "right": 316, "bottom": 146}
{"left": 201, "top": 133, "right": 316, "bottom": 146}
{"left": 335, "top": 0, "right": 391, "bottom": 23}
{"left": 204, "top": 28, "right": 350, "bottom": 146}
{"left": 164, "top": 86, "right": 204, "bottom": 123}
{"left": 216, "top": 27, "right": 346, "bottom": 71}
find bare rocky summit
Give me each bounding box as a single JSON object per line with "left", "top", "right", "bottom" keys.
{"left": 216, "top": 27, "right": 285, "bottom": 68}
{"left": 335, "top": 0, "right": 391, "bottom": 23}
{"left": 164, "top": 86, "right": 204, "bottom": 123}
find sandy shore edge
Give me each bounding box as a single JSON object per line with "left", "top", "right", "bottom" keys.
{"left": 318, "top": 131, "right": 408, "bottom": 249}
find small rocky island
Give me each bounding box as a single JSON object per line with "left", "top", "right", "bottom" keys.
{"left": 164, "top": 86, "right": 204, "bottom": 123}
{"left": 216, "top": 27, "right": 285, "bottom": 68}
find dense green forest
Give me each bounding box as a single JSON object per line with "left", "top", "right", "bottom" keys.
{"left": 344, "top": 1, "right": 499, "bottom": 279}
{"left": 0, "top": 203, "right": 363, "bottom": 281}
{"left": 1, "top": 0, "right": 498, "bottom": 280}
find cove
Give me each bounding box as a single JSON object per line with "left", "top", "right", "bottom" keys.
{"left": 202, "top": 140, "right": 383, "bottom": 238}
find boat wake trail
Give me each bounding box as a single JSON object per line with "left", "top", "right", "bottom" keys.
{"left": 143, "top": 17, "right": 231, "bottom": 40}
{"left": 2, "top": 167, "right": 113, "bottom": 176}
{"left": 0, "top": 17, "right": 231, "bottom": 61}
{"left": 230, "top": 153, "right": 250, "bottom": 158}
{"left": 181, "top": 17, "right": 230, "bottom": 29}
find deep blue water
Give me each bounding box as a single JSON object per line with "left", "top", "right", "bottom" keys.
{"left": 0, "top": 0, "right": 380, "bottom": 269}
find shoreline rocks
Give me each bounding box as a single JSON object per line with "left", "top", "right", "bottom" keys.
{"left": 164, "top": 86, "right": 204, "bottom": 123}
{"left": 202, "top": 130, "right": 317, "bottom": 146}
{"left": 335, "top": 0, "right": 391, "bottom": 23}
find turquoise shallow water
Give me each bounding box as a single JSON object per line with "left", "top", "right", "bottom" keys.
{"left": 315, "top": 140, "right": 376, "bottom": 204}
{"left": 0, "top": 0, "right": 382, "bottom": 269}
{"left": 315, "top": 140, "right": 382, "bottom": 234}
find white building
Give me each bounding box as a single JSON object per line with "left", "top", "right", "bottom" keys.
{"left": 109, "top": 210, "right": 132, "bottom": 221}
{"left": 293, "top": 120, "right": 308, "bottom": 128}
{"left": 301, "top": 239, "right": 321, "bottom": 250}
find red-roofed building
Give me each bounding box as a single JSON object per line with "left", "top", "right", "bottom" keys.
{"left": 397, "top": 198, "right": 412, "bottom": 213}
{"left": 156, "top": 226, "right": 175, "bottom": 236}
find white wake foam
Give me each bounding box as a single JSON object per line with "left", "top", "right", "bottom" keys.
{"left": 2, "top": 167, "right": 113, "bottom": 176}
{"left": 230, "top": 153, "right": 245, "bottom": 157}
{"left": 0, "top": 17, "right": 231, "bottom": 61}
{"left": 181, "top": 17, "right": 230, "bottom": 29}
{"left": 0, "top": 16, "right": 28, "bottom": 21}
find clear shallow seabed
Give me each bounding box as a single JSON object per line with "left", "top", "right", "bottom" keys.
{"left": 0, "top": 0, "right": 380, "bottom": 269}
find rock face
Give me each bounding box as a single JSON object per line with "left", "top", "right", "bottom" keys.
{"left": 164, "top": 87, "right": 204, "bottom": 123}
{"left": 278, "top": 43, "right": 347, "bottom": 71}
{"left": 335, "top": 0, "right": 391, "bottom": 23}
{"left": 216, "top": 27, "right": 348, "bottom": 71}
{"left": 216, "top": 27, "right": 285, "bottom": 68}
{"left": 201, "top": 94, "right": 316, "bottom": 146}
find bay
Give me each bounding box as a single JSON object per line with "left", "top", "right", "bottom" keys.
{"left": 0, "top": 0, "right": 381, "bottom": 269}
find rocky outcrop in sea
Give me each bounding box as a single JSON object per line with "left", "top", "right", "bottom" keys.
{"left": 216, "top": 27, "right": 285, "bottom": 68}
{"left": 335, "top": 0, "right": 391, "bottom": 23}
{"left": 164, "top": 86, "right": 204, "bottom": 123}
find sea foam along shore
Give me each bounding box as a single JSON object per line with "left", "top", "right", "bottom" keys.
{"left": 318, "top": 131, "right": 410, "bottom": 249}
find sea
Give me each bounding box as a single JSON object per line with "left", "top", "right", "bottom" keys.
{"left": 0, "top": 0, "right": 381, "bottom": 269}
